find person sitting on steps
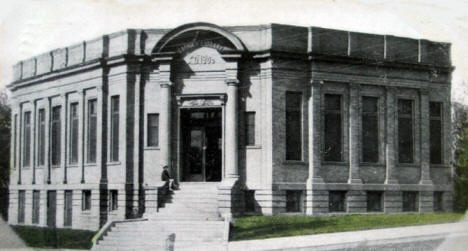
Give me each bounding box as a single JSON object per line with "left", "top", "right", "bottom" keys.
{"left": 161, "top": 165, "right": 177, "bottom": 191}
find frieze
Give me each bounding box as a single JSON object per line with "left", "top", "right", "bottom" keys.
{"left": 176, "top": 94, "right": 227, "bottom": 107}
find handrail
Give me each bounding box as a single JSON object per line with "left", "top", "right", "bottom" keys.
{"left": 90, "top": 218, "right": 148, "bottom": 249}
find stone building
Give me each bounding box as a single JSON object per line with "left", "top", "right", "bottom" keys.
{"left": 7, "top": 23, "right": 453, "bottom": 231}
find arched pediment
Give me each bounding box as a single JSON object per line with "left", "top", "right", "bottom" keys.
{"left": 152, "top": 22, "right": 246, "bottom": 55}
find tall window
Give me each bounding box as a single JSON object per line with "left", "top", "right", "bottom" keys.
{"left": 245, "top": 112, "right": 255, "bottom": 146}
{"left": 362, "top": 97, "right": 379, "bottom": 163}
{"left": 147, "top": 113, "right": 159, "bottom": 147}
{"left": 18, "top": 190, "right": 25, "bottom": 223}
{"left": 324, "top": 94, "right": 342, "bottom": 161}
{"left": 430, "top": 102, "right": 442, "bottom": 164}
{"left": 398, "top": 99, "right": 414, "bottom": 163}
{"left": 110, "top": 96, "right": 119, "bottom": 162}
{"left": 286, "top": 92, "right": 302, "bottom": 160}
{"left": 32, "top": 190, "right": 40, "bottom": 224}
{"left": 38, "top": 109, "right": 46, "bottom": 166}
{"left": 69, "top": 103, "right": 79, "bottom": 164}
{"left": 51, "top": 106, "right": 61, "bottom": 166}
{"left": 87, "top": 99, "right": 97, "bottom": 163}
{"left": 64, "top": 190, "right": 73, "bottom": 227}
{"left": 14, "top": 114, "right": 17, "bottom": 169}
{"left": 23, "top": 111, "right": 31, "bottom": 167}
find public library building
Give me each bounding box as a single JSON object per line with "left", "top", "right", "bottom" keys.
{"left": 7, "top": 23, "right": 454, "bottom": 230}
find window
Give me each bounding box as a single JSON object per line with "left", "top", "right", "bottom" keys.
{"left": 109, "top": 190, "right": 118, "bottom": 211}
{"left": 69, "top": 103, "right": 79, "bottom": 164}
{"left": 362, "top": 97, "right": 379, "bottom": 163}
{"left": 13, "top": 114, "right": 17, "bottom": 169}
{"left": 64, "top": 190, "right": 73, "bottom": 226}
{"left": 245, "top": 112, "right": 255, "bottom": 146}
{"left": 110, "top": 96, "right": 119, "bottom": 162}
{"left": 286, "top": 190, "right": 304, "bottom": 213}
{"left": 324, "top": 94, "right": 342, "bottom": 161}
{"left": 398, "top": 99, "right": 414, "bottom": 163}
{"left": 87, "top": 99, "right": 97, "bottom": 163}
{"left": 430, "top": 102, "right": 442, "bottom": 164}
{"left": 434, "top": 192, "right": 443, "bottom": 212}
{"left": 286, "top": 92, "right": 302, "bottom": 160}
{"left": 147, "top": 113, "right": 159, "bottom": 147}
{"left": 329, "top": 191, "right": 346, "bottom": 212}
{"left": 18, "top": 190, "right": 25, "bottom": 223}
{"left": 82, "top": 190, "right": 91, "bottom": 211}
{"left": 23, "top": 111, "right": 31, "bottom": 167}
{"left": 32, "top": 190, "right": 40, "bottom": 224}
{"left": 402, "top": 191, "right": 418, "bottom": 212}
{"left": 38, "top": 109, "right": 46, "bottom": 166}
{"left": 51, "top": 106, "right": 61, "bottom": 166}
{"left": 367, "top": 191, "right": 383, "bottom": 212}
{"left": 244, "top": 190, "right": 256, "bottom": 213}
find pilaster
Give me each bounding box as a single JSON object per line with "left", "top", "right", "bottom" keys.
{"left": 385, "top": 87, "right": 398, "bottom": 184}
{"left": 306, "top": 80, "right": 324, "bottom": 215}
{"left": 419, "top": 88, "right": 432, "bottom": 184}
{"left": 348, "top": 83, "right": 362, "bottom": 184}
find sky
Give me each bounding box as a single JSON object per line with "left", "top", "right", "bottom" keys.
{"left": 1, "top": 0, "right": 467, "bottom": 104}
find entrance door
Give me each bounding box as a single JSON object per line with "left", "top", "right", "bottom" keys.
{"left": 47, "top": 191, "right": 56, "bottom": 227}
{"left": 181, "top": 108, "right": 222, "bottom": 182}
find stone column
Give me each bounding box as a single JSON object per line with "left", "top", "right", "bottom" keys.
{"left": 385, "top": 87, "right": 398, "bottom": 184}
{"left": 224, "top": 78, "right": 239, "bottom": 180}
{"left": 159, "top": 82, "right": 172, "bottom": 169}
{"left": 348, "top": 83, "right": 362, "bottom": 184}
{"left": 419, "top": 89, "right": 432, "bottom": 184}
{"left": 306, "top": 80, "right": 325, "bottom": 215}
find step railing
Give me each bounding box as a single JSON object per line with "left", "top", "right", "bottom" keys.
{"left": 90, "top": 218, "right": 148, "bottom": 249}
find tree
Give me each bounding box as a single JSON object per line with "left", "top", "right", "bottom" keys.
{"left": 453, "top": 102, "right": 468, "bottom": 212}
{"left": 0, "top": 89, "right": 10, "bottom": 188}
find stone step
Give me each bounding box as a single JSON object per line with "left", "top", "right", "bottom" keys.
{"left": 116, "top": 219, "right": 224, "bottom": 227}
{"left": 104, "top": 233, "right": 223, "bottom": 241}
{"left": 162, "top": 204, "right": 218, "bottom": 212}
{"left": 147, "top": 215, "right": 223, "bottom": 221}
{"left": 111, "top": 225, "right": 223, "bottom": 234}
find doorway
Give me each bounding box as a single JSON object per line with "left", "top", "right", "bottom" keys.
{"left": 181, "top": 108, "right": 222, "bottom": 182}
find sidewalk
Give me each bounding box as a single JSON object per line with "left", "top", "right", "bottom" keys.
{"left": 228, "top": 219, "right": 468, "bottom": 251}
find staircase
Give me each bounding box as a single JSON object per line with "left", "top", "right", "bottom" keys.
{"left": 92, "top": 182, "right": 226, "bottom": 251}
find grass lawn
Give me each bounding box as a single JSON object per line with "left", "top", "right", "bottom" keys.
{"left": 232, "top": 213, "right": 465, "bottom": 241}
{"left": 12, "top": 225, "right": 96, "bottom": 249}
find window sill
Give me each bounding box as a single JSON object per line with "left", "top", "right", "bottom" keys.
{"left": 81, "top": 210, "right": 91, "bottom": 215}
{"left": 360, "top": 162, "right": 385, "bottom": 167}
{"left": 51, "top": 165, "right": 61, "bottom": 169}
{"left": 430, "top": 164, "right": 449, "bottom": 168}
{"left": 245, "top": 145, "right": 262, "bottom": 149}
{"left": 397, "top": 163, "right": 420, "bottom": 168}
{"left": 22, "top": 167, "right": 31, "bottom": 170}
{"left": 36, "top": 165, "right": 45, "bottom": 169}
{"left": 283, "top": 160, "right": 307, "bottom": 165}
{"left": 67, "top": 164, "right": 79, "bottom": 168}
{"left": 107, "top": 162, "right": 121, "bottom": 166}
{"left": 84, "top": 163, "right": 97, "bottom": 167}
{"left": 144, "top": 146, "right": 160, "bottom": 150}
{"left": 322, "top": 161, "right": 349, "bottom": 166}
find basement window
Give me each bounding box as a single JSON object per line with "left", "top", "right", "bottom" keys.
{"left": 329, "top": 191, "right": 346, "bottom": 212}
{"left": 367, "top": 191, "right": 383, "bottom": 212}
{"left": 286, "top": 190, "right": 304, "bottom": 213}
{"left": 402, "top": 191, "right": 418, "bottom": 212}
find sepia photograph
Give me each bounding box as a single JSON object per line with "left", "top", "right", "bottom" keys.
{"left": 0, "top": 0, "right": 467, "bottom": 250}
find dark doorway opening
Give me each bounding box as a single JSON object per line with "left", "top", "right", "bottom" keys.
{"left": 181, "top": 108, "right": 222, "bottom": 182}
